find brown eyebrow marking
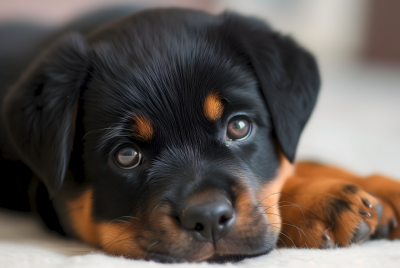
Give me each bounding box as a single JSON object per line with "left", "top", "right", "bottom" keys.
{"left": 132, "top": 114, "right": 154, "bottom": 142}
{"left": 204, "top": 91, "right": 224, "bottom": 121}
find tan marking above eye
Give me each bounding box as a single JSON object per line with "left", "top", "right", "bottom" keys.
{"left": 204, "top": 92, "right": 224, "bottom": 121}
{"left": 132, "top": 114, "right": 154, "bottom": 142}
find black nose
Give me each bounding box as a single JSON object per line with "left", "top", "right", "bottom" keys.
{"left": 179, "top": 194, "right": 234, "bottom": 242}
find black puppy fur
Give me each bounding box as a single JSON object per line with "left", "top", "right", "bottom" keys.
{"left": 0, "top": 8, "right": 319, "bottom": 262}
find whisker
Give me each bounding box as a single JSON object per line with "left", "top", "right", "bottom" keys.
{"left": 266, "top": 211, "right": 317, "bottom": 247}
{"left": 151, "top": 203, "right": 162, "bottom": 216}
{"left": 267, "top": 241, "right": 282, "bottom": 256}
{"left": 256, "top": 192, "right": 283, "bottom": 207}
{"left": 110, "top": 215, "right": 144, "bottom": 223}
{"left": 258, "top": 198, "right": 313, "bottom": 247}
{"left": 275, "top": 225, "right": 294, "bottom": 244}
{"left": 99, "top": 224, "right": 149, "bottom": 252}
{"left": 262, "top": 211, "right": 305, "bottom": 242}
{"left": 102, "top": 235, "right": 142, "bottom": 252}
{"left": 111, "top": 219, "right": 130, "bottom": 224}
{"left": 143, "top": 241, "right": 160, "bottom": 260}
{"left": 259, "top": 192, "right": 323, "bottom": 248}
{"left": 267, "top": 224, "right": 296, "bottom": 249}
{"left": 325, "top": 221, "right": 334, "bottom": 232}
{"left": 264, "top": 201, "right": 310, "bottom": 226}
{"left": 268, "top": 221, "right": 318, "bottom": 248}
{"left": 82, "top": 124, "right": 125, "bottom": 141}
{"left": 260, "top": 193, "right": 320, "bottom": 218}
{"left": 98, "top": 224, "right": 135, "bottom": 252}
{"left": 277, "top": 236, "right": 288, "bottom": 248}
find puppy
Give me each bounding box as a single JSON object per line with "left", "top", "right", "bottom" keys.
{"left": 1, "top": 8, "right": 399, "bottom": 263}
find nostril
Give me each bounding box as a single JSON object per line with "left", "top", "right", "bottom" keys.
{"left": 219, "top": 215, "right": 231, "bottom": 225}
{"left": 179, "top": 194, "right": 234, "bottom": 241}
{"left": 194, "top": 223, "right": 204, "bottom": 231}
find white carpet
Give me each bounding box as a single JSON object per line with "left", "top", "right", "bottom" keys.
{"left": 1, "top": 63, "right": 400, "bottom": 267}
{"left": 1, "top": 239, "right": 400, "bottom": 268}
{"left": 1, "top": 209, "right": 400, "bottom": 268}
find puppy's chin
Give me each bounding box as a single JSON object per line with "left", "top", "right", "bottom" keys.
{"left": 140, "top": 230, "right": 276, "bottom": 263}
{"left": 145, "top": 249, "right": 273, "bottom": 263}
{"left": 205, "top": 251, "right": 272, "bottom": 264}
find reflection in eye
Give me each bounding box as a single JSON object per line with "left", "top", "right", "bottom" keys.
{"left": 227, "top": 118, "right": 251, "bottom": 140}
{"left": 114, "top": 147, "right": 142, "bottom": 169}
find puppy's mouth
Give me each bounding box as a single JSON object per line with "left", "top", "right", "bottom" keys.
{"left": 205, "top": 250, "right": 271, "bottom": 263}
{"left": 145, "top": 250, "right": 272, "bottom": 263}
{"left": 137, "top": 190, "right": 278, "bottom": 263}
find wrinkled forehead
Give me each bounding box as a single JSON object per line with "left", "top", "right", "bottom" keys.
{"left": 86, "top": 35, "right": 267, "bottom": 145}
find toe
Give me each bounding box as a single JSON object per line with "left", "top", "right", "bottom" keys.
{"left": 351, "top": 221, "right": 371, "bottom": 244}
{"left": 374, "top": 203, "right": 383, "bottom": 222}
{"left": 371, "top": 225, "right": 390, "bottom": 239}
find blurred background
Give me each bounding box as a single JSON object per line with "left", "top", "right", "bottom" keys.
{"left": 1, "top": 0, "right": 399, "bottom": 177}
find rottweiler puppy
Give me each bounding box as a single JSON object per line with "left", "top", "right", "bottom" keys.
{"left": 0, "top": 8, "right": 399, "bottom": 263}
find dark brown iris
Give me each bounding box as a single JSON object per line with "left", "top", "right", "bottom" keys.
{"left": 227, "top": 118, "right": 251, "bottom": 140}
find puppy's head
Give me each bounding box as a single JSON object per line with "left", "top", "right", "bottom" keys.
{"left": 2, "top": 9, "right": 319, "bottom": 262}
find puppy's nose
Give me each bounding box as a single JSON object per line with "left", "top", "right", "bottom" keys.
{"left": 179, "top": 195, "right": 234, "bottom": 242}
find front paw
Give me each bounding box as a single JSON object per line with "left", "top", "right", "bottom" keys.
{"left": 359, "top": 175, "right": 400, "bottom": 240}
{"left": 370, "top": 198, "right": 397, "bottom": 239}
{"left": 276, "top": 180, "right": 381, "bottom": 248}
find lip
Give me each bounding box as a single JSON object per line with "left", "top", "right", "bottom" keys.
{"left": 143, "top": 249, "right": 272, "bottom": 263}
{"left": 205, "top": 250, "right": 272, "bottom": 263}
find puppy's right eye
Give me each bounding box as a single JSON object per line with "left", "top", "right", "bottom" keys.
{"left": 227, "top": 118, "right": 251, "bottom": 141}
{"left": 114, "top": 147, "right": 142, "bottom": 169}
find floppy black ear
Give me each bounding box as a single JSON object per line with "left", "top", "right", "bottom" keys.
{"left": 222, "top": 14, "right": 320, "bottom": 162}
{"left": 2, "top": 33, "right": 89, "bottom": 197}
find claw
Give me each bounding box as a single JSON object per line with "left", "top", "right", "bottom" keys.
{"left": 389, "top": 218, "right": 398, "bottom": 229}
{"left": 323, "top": 232, "right": 331, "bottom": 241}
{"left": 359, "top": 210, "right": 371, "bottom": 218}
{"left": 322, "top": 232, "right": 335, "bottom": 248}
{"left": 362, "top": 199, "right": 372, "bottom": 208}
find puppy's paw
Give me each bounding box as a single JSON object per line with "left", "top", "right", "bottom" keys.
{"left": 370, "top": 198, "right": 398, "bottom": 239}
{"left": 360, "top": 175, "right": 400, "bottom": 240}
{"left": 276, "top": 179, "right": 381, "bottom": 248}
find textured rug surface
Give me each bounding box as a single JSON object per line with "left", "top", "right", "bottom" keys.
{"left": 1, "top": 240, "right": 400, "bottom": 268}
{"left": 1, "top": 64, "right": 400, "bottom": 268}
{"left": 1, "top": 212, "right": 400, "bottom": 268}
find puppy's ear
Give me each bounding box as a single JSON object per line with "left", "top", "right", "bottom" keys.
{"left": 222, "top": 14, "right": 320, "bottom": 162}
{"left": 2, "top": 33, "right": 89, "bottom": 197}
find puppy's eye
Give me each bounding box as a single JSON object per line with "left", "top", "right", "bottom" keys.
{"left": 114, "top": 147, "right": 142, "bottom": 169}
{"left": 227, "top": 118, "right": 251, "bottom": 140}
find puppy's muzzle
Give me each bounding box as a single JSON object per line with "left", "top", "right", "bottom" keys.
{"left": 179, "top": 194, "right": 234, "bottom": 242}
